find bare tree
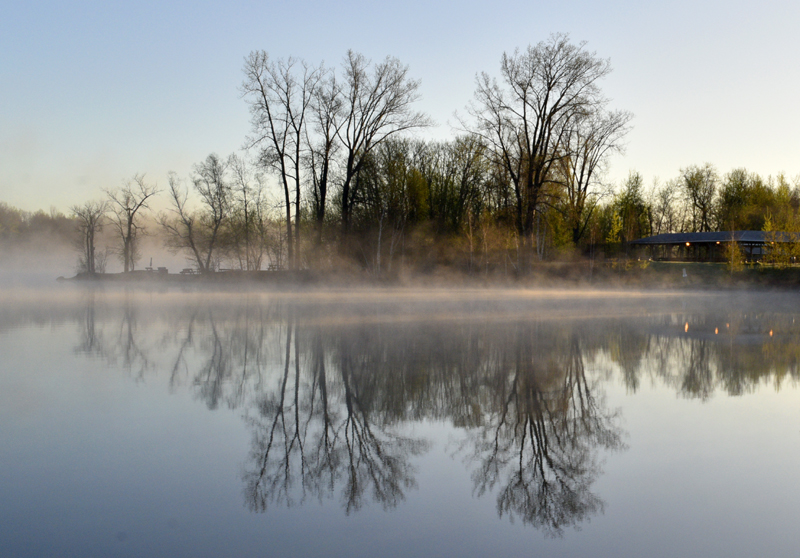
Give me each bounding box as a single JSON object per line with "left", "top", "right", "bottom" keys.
{"left": 228, "top": 159, "right": 279, "bottom": 271}
{"left": 104, "top": 174, "right": 159, "bottom": 272}
{"left": 159, "top": 173, "right": 206, "bottom": 272}
{"left": 71, "top": 200, "right": 107, "bottom": 275}
{"left": 227, "top": 154, "right": 264, "bottom": 270}
{"left": 159, "top": 157, "right": 232, "bottom": 273}
{"left": 192, "top": 154, "right": 233, "bottom": 271}
{"left": 337, "top": 51, "right": 431, "bottom": 236}
{"left": 306, "top": 69, "right": 343, "bottom": 249}
{"left": 559, "top": 109, "right": 631, "bottom": 245}
{"left": 648, "top": 178, "right": 682, "bottom": 235}
{"left": 466, "top": 34, "right": 613, "bottom": 264}
{"left": 416, "top": 136, "right": 488, "bottom": 234}
{"left": 242, "top": 52, "right": 321, "bottom": 270}
{"left": 681, "top": 163, "right": 718, "bottom": 232}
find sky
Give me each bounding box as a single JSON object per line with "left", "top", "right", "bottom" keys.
{"left": 2, "top": 0, "right": 800, "bottom": 213}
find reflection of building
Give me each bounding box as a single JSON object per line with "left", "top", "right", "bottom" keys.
{"left": 630, "top": 231, "right": 794, "bottom": 262}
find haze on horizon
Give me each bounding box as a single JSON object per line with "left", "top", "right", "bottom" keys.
{"left": 2, "top": 0, "right": 799, "bottom": 212}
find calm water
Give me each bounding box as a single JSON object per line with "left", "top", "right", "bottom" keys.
{"left": 1, "top": 286, "right": 799, "bottom": 557}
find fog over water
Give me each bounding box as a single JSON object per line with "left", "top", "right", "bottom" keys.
{"left": 2, "top": 285, "right": 799, "bottom": 557}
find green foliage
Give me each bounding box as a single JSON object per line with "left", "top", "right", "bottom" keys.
{"left": 606, "top": 212, "right": 622, "bottom": 245}
{"left": 716, "top": 168, "right": 751, "bottom": 230}
{"left": 724, "top": 239, "right": 745, "bottom": 272}
{"left": 613, "top": 172, "right": 651, "bottom": 244}
{"left": 545, "top": 206, "right": 574, "bottom": 255}
{"left": 762, "top": 213, "right": 800, "bottom": 268}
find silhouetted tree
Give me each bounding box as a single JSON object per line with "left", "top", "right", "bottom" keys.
{"left": 467, "top": 34, "right": 614, "bottom": 266}
{"left": 159, "top": 155, "right": 233, "bottom": 272}
{"left": 105, "top": 174, "right": 159, "bottom": 272}
{"left": 71, "top": 200, "right": 107, "bottom": 274}
{"left": 306, "top": 70, "right": 343, "bottom": 250}
{"left": 681, "top": 163, "right": 717, "bottom": 233}
{"left": 558, "top": 109, "right": 631, "bottom": 245}
{"left": 242, "top": 52, "right": 321, "bottom": 269}
{"left": 337, "top": 51, "right": 431, "bottom": 237}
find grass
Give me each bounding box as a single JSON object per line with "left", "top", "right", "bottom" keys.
{"left": 607, "top": 260, "right": 800, "bottom": 289}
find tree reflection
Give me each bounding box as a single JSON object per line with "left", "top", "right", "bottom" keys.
{"left": 678, "top": 337, "right": 713, "bottom": 399}
{"left": 638, "top": 311, "right": 800, "bottom": 398}
{"left": 239, "top": 319, "right": 626, "bottom": 533}
{"left": 113, "top": 296, "right": 151, "bottom": 380}
{"left": 463, "top": 327, "right": 625, "bottom": 536}
{"left": 243, "top": 320, "right": 429, "bottom": 514}
{"left": 74, "top": 290, "right": 151, "bottom": 379}
{"left": 59, "top": 290, "right": 800, "bottom": 533}
{"left": 75, "top": 289, "right": 102, "bottom": 355}
{"left": 166, "top": 302, "right": 276, "bottom": 408}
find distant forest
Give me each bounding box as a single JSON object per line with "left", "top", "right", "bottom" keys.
{"left": 3, "top": 34, "right": 800, "bottom": 276}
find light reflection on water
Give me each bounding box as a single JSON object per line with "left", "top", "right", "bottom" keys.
{"left": 1, "top": 286, "right": 800, "bottom": 557}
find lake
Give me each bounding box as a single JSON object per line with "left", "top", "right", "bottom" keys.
{"left": 1, "top": 286, "right": 799, "bottom": 557}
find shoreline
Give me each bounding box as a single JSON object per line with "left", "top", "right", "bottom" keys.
{"left": 57, "top": 261, "right": 800, "bottom": 291}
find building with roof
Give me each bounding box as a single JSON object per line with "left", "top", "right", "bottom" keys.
{"left": 630, "top": 231, "right": 796, "bottom": 262}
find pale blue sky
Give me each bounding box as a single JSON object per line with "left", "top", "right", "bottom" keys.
{"left": 2, "top": 0, "right": 799, "bottom": 211}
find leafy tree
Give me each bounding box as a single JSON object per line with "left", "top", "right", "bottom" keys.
{"left": 725, "top": 231, "right": 745, "bottom": 272}
{"left": 716, "top": 168, "right": 753, "bottom": 231}
{"left": 421, "top": 136, "right": 488, "bottom": 234}
{"left": 615, "top": 172, "right": 651, "bottom": 245}
{"left": 605, "top": 211, "right": 622, "bottom": 246}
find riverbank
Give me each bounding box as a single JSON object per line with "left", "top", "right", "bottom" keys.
{"left": 58, "top": 261, "right": 800, "bottom": 290}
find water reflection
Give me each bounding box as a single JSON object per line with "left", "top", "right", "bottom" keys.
{"left": 244, "top": 320, "right": 431, "bottom": 514}
{"left": 6, "top": 288, "right": 800, "bottom": 536}
{"left": 461, "top": 328, "right": 624, "bottom": 536}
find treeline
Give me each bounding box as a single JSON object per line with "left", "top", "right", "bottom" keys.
{"left": 598, "top": 166, "right": 800, "bottom": 249}
{"left": 0, "top": 202, "right": 75, "bottom": 243}
{"left": 629, "top": 165, "right": 800, "bottom": 237}
{"left": 63, "top": 34, "right": 634, "bottom": 275}
{"left": 7, "top": 34, "right": 800, "bottom": 275}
